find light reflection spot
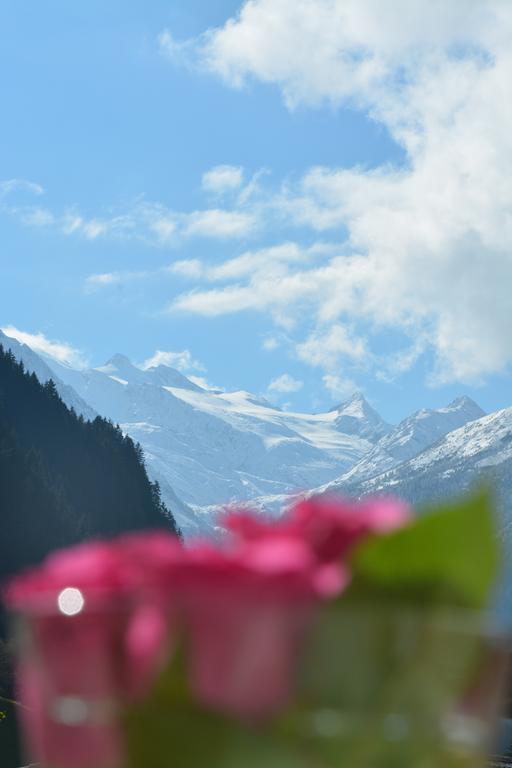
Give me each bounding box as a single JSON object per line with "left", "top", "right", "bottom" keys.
{"left": 52, "top": 696, "right": 89, "bottom": 725}
{"left": 57, "top": 587, "right": 85, "bottom": 616}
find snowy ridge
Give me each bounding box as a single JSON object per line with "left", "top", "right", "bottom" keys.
{"left": 47, "top": 357, "right": 380, "bottom": 504}
{"left": 31, "top": 351, "right": 392, "bottom": 533}
{"left": 317, "top": 396, "right": 485, "bottom": 494}
{"left": 310, "top": 404, "right": 512, "bottom": 617}
{"left": 4, "top": 329, "right": 505, "bottom": 541}
{"left": 333, "top": 407, "right": 512, "bottom": 505}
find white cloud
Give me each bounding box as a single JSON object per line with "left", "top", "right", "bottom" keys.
{"left": 168, "top": 259, "right": 205, "bottom": 278}
{"left": 202, "top": 165, "right": 244, "bottom": 194}
{"left": 169, "top": 248, "right": 352, "bottom": 325}
{"left": 296, "top": 325, "right": 367, "bottom": 370}
{"left": 262, "top": 336, "right": 280, "bottom": 351}
{"left": 0, "top": 326, "right": 88, "bottom": 368}
{"left": 169, "top": 242, "right": 336, "bottom": 321}
{"left": 0, "top": 179, "right": 44, "bottom": 198}
{"left": 85, "top": 272, "right": 120, "bottom": 288}
{"left": 3, "top": 182, "right": 260, "bottom": 245}
{"left": 158, "top": 29, "right": 192, "bottom": 65}
{"left": 61, "top": 213, "right": 135, "bottom": 240}
{"left": 172, "top": 285, "right": 255, "bottom": 316}
{"left": 267, "top": 373, "right": 303, "bottom": 393}
{"left": 161, "top": 1, "right": 512, "bottom": 385}
{"left": 184, "top": 208, "right": 256, "bottom": 238}
{"left": 208, "top": 242, "right": 306, "bottom": 280}
{"left": 16, "top": 207, "right": 55, "bottom": 226}
{"left": 141, "top": 349, "right": 206, "bottom": 373}
{"left": 84, "top": 270, "right": 150, "bottom": 293}
{"left": 192, "top": 0, "right": 497, "bottom": 109}
{"left": 322, "top": 374, "right": 357, "bottom": 400}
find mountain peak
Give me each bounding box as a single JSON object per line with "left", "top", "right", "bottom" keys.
{"left": 330, "top": 391, "right": 365, "bottom": 413}
{"left": 94, "top": 353, "right": 137, "bottom": 377}
{"left": 341, "top": 392, "right": 369, "bottom": 411}
{"left": 106, "top": 353, "right": 134, "bottom": 369}
{"left": 447, "top": 395, "right": 485, "bottom": 415}
{"left": 331, "top": 393, "right": 390, "bottom": 442}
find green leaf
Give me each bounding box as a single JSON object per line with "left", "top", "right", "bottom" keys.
{"left": 297, "top": 490, "right": 499, "bottom": 718}
{"left": 123, "top": 644, "right": 307, "bottom": 768}
{"left": 349, "top": 488, "right": 500, "bottom": 608}
{"left": 122, "top": 491, "right": 501, "bottom": 767}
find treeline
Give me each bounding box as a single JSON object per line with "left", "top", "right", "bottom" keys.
{"left": 0, "top": 343, "right": 180, "bottom": 583}
{"left": 0, "top": 343, "right": 182, "bottom": 764}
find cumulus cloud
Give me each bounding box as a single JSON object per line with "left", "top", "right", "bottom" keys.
{"left": 267, "top": 373, "right": 303, "bottom": 393}
{"left": 141, "top": 349, "right": 206, "bottom": 373}
{"left": 161, "top": 1, "right": 512, "bottom": 385}
{"left": 202, "top": 164, "right": 244, "bottom": 194}
{"left": 0, "top": 325, "right": 88, "bottom": 368}
{"left": 192, "top": 0, "right": 497, "bottom": 109}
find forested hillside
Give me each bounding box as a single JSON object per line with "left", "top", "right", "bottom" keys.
{"left": 0, "top": 343, "right": 180, "bottom": 582}
{"left": 0, "top": 343, "right": 181, "bottom": 765}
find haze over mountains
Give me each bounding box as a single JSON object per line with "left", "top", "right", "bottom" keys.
{"left": 2, "top": 328, "right": 510, "bottom": 538}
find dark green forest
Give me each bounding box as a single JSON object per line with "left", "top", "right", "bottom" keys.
{"left": 0, "top": 343, "right": 179, "bottom": 583}
{"left": 0, "top": 343, "right": 180, "bottom": 765}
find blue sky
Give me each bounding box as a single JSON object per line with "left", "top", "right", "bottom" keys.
{"left": 1, "top": 0, "right": 511, "bottom": 423}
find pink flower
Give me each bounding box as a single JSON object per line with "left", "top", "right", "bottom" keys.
{"left": 173, "top": 536, "right": 349, "bottom": 719}
{"left": 17, "top": 612, "right": 127, "bottom": 768}
{"left": 115, "top": 532, "right": 183, "bottom": 698}
{"left": 224, "top": 494, "right": 410, "bottom": 564}
{"left": 6, "top": 533, "right": 182, "bottom": 768}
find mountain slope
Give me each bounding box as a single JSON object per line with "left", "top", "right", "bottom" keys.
{"left": 340, "top": 407, "right": 512, "bottom": 506}
{"left": 317, "top": 396, "right": 485, "bottom": 494}
{"left": 1, "top": 332, "right": 200, "bottom": 536}
{"left": 319, "top": 407, "right": 512, "bottom": 618}
{"left": 43, "top": 353, "right": 385, "bottom": 512}
{"left": 0, "top": 329, "right": 96, "bottom": 420}
{"left": 0, "top": 343, "right": 180, "bottom": 582}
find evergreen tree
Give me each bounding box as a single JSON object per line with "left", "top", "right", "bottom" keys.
{"left": 0, "top": 342, "right": 180, "bottom": 583}
{"left": 0, "top": 343, "right": 182, "bottom": 765}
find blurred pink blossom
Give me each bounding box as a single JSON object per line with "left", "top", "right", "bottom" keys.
{"left": 224, "top": 494, "right": 410, "bottom": 564}
{"left": 173, "top": 536, "right": 349, "bottom": 719}
{"left": 6, "top": 533, "right": 182, "bottom": 768}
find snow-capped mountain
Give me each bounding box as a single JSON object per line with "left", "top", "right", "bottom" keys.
{"left": 0, "top": 329, "right": 96, "bottom": 420}
{"left": 319, "top": 396, "right": 485, "bottom": 494}
{"left": 3, "top": 327, "right": 502, "bottom": 540}
{"left": 41, "top": 355, "right": 383, "bottom": 519}
{"left": 0, "top": 332, "right": 199, "bottom": 535}
{"left": 330, "top": 393, "right": 391, "bottom": 442}
{"left": 332, "top": 407, "right": 512, "bottom": 617}
{"left": 325, "top": 407, "right": 512, "bottom": 514}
